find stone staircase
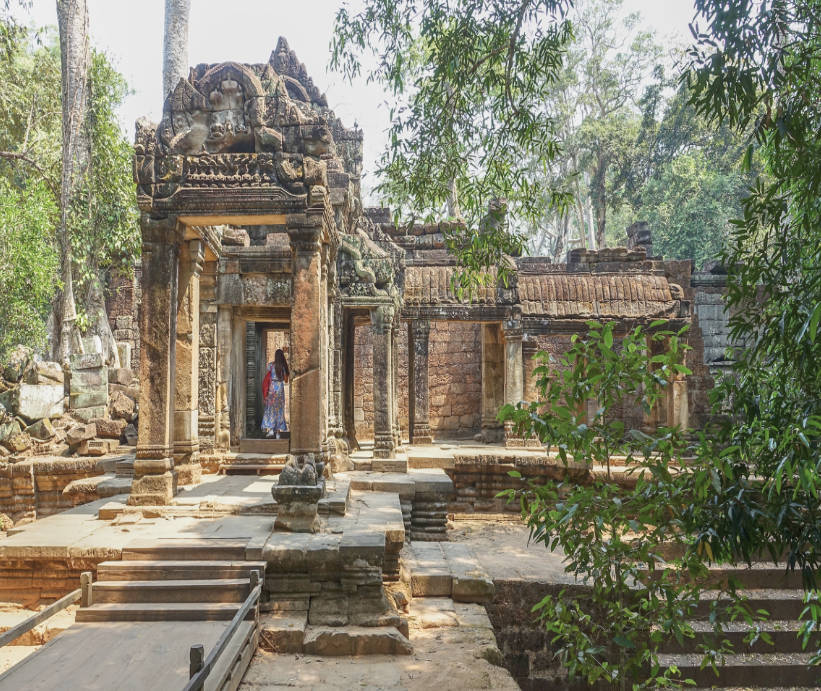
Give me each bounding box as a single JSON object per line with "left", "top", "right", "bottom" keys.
{"left": 656, "top": 562, "right": 821, "bottom": 687}
{"left": 218, "top": 453, "right": 287, "bottom": 476}
{"left": 78, "top": 539, "right": 265, "bottom": 623}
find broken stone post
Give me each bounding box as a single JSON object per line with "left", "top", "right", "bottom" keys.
{"left": 287, "top": 213, "right": 324, "bottom": 466}
{"left": 174, "top": 239, "right": 203, "bottom": 486}
{"left": 479, "top": 323, "right": 504, "bottom": 443}
{"left": 408, "top": 319, "right": 433, "bottom": 444}
{"left": 371, "top": 305, "right": 396, "bottom": 458}
{"left": 272, "top": 461, "right": 323, "bottom": 533}
{"left": 130, "top": 215, "right": 180, "bottom": 506}
{"left": 502, "top": 318, "right": 524, "bottom": 447}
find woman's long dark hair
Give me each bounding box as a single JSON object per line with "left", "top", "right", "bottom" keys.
{"left": 274, "top": 349, "right": 289, "bottom": 381}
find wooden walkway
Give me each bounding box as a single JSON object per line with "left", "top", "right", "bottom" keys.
{"left": 0, "top": 620, "right": 229, "bottom": 690}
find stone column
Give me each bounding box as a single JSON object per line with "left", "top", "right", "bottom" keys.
{"left": 130, "top": 215, "right": 180, "bottom": 506}
{"left": 287, "top": 214, "right": 324, "bottom": 465}
{"left": 198, "top": 260, "right": 218, "bottom": 454}
{"left": 522, "top": 339, "right": 539, "bottom": 402}
{"left": 408, "top": 319, "right": 433, "bottom": 444}
{"left": 479, "top": 323, "right": 504, "bottom": 442}
{"left": 215, "top": 305, "right": 232, "bottom": 450}
{"left": 318, "top": 245, "right": 330, "bottom": 458}
{"left": 391, "top": 322, "right": 402, "bottom": 448}
{"left": 503, "top": 319, "right": 524, "bottom": 447}
{"left": 371, "top": 305, "right": 396, "bottom": 458}
{"left": 173, "top": 239, "right": 203, "bottom": 485}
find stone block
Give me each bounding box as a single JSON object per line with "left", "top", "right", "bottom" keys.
{"left": 108, "top": 368, "right": 133, "bottom": 386}
{"left": 91, "top": 418, "right": 126, "bottom": 439}
{"left": 0, "top": 419, "right": 22, "bottom": 445}
{"left": 25, "top": 418, "right": 55, "bottom": 441}
{"left": 70, "top": 352, "right": 104, "bottom": 370}
{"left": 71, "top": 406, "right": 107, "bottom": 423}
{"left": 259, "top": 612, "right": 306, "bottom": 653}
{"left": 69, "top": 390, "right": 108, "bottom": 409}
{"left": 109, "top": 390, "right": 135, "bottom": 421}
{"left": 3, "top": 345, "right": 33, "bottom": 382}
{"left": 70, "top": 368, "right": 107, "bottom": 390}
{"left": 82, "top": 335, "right": 103, "bottom": 353}
{"left": 24, "top": 361, "right": 64, "bottom": 385}
{"left": 14, "top": 384, "right": 65, "bottom": 422}
{"left": 116, "top": 342, "right": 131, "bottom": 369}
{"left": 123, "top": 424, "right": 138, "bottom": 446}
{"left": 77, "top": 439, "right": 118, "bottom": 456}
{"left": 302, "top": 626, "right": 412, "bottom": 656}
{"left": 6, "top": 433, "right": 30, "bottom": 453}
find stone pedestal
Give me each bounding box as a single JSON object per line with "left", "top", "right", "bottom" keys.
{"left": 371, "top": 306, "right": 396, "bottom": 459}
{"left": 408, "top": 320, "right": 432, "bottom": 445}
{"left": 174, "top": 239, "right": 203, "bottom": 486}
{"left": 131, "top": 217, "right": 180, "bottom": 506}
{"left": 479, "top": 323, "right": 504, "bottom": 443}
{"left": 273, "top": 484, "right": 323, "bottom": 533}
{"left": 287, "top": 215, "right": 325, "bottom": 465}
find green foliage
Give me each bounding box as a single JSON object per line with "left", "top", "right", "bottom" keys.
{"left": 498, "top": 322, "right": 730, "bottom": 687}
{"left": 0, "top": 179, "right": 59, "bottom": 357}
{"left": 332, "top": 0, "right": 573, "bottom": 281}
{"left": 685, "top": 0, "right": 821, "bottom": 661}
{"left": 0, "top": 20, "right": 138, "bottom": 348}
{"left": 70, "top": 49, "right": 139, "bottom": 299}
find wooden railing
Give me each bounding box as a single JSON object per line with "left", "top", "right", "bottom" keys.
{"left": 183, "top": 570, "right": 262, "bottom": 691}
{"left": 0, "top": 571, "right": 92, "bottom": 648}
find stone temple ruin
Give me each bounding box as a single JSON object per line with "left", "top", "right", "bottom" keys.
{"left": 0, "top": 39, "right": 764, "bottom": 690}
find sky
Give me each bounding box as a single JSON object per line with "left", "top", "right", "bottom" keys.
{"left": 16, "top": 0, "right": 698, "bottom": 199}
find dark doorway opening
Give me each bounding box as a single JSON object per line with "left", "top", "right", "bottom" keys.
{"left": 244, "top": 321, "right": 290, "bottom": 441}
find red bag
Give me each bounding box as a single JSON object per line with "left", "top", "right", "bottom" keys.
{"left": 262, "top": 368, "right": 271, "bottom": 401}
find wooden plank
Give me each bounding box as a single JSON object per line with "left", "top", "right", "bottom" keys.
{"left": 0, "top": 588, "right": 80, "bottom": 647}
{"left": 0, "top": 621, "right": 226, "bottom": 690}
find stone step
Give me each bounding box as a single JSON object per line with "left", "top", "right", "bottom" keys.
{"left": 640, "top": 563, "right": 811, "bottom": 590}
{"left": 403, "top": 542, "right": 493, "bottom": 602}
{"left": 302, "top": 625, "right": 413, "bottom": 656}
{"left": 661, "top": 620, "right": 821, "bottom": 654}
{"left": 658, "top": 652, "right": 819, "bottom": 687}
{"left": 121, "top": 539, "right": 250, "bottom": 561}
{"left": 75, "top": 602, "right": 244, "bottom": 622}
{"left": 219, "top": 464, "right": 285, "bottom": 476}
{"left": 238, "top": 438, "right": 289, "bottom": 454}
{"left": 695, "top": 589, "right": 805, "bottom": 620}
{"left": 97, "top": 560, "right": 267, "bottom": 581}
{"left": 259, "top": 611, "right": 308, "bottom": 653}
{"left": 91, "top": 578, "right": 250, "bottom": 603}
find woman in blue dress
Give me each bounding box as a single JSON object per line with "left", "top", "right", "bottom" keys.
{"left": 261, "top": 349, "right": 289, "bottom": 438}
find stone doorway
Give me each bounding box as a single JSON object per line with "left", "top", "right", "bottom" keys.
{"left": 241, "top": 320, "right": 290, "bottom": 453}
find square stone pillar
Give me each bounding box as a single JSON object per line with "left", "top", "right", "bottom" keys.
{"left": 391, "top": 323, "right": 402, "bottom": 448}
{"left": 479, "top": 323, "right": 504, "bottom": 442}
{"left": 287, "top": 214, "right": 325, "bottom": 465}
{"left": 174, "top": 239, "right": 203, "bottom": 485}
{"left": 215, "top": 305, "right": 233, "bottom": 450}
{"left": 408, "top": 319, "right": 433, "bottom": 444}
{"left": 130, "top": 215, "right": 180, "bottom": 506}
{"left": 503, "top": 319, "right": 524, "bottom": 447}
{"left": 371, "top": 305, "right": 396, "bottom": 458}
{"left": 198, "top": 260, "right": 218, "bottom": 453}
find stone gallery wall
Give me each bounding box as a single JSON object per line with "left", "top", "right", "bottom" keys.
{"left": 354, "top": 321, "right": 481, "bottom": 441}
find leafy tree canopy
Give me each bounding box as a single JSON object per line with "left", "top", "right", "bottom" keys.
{"left": 0, "top": 20, "right": 138, "bottom": 358}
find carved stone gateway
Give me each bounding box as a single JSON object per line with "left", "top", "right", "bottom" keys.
{"left": 128, "top": 37, "right": 693, "bottom": 506}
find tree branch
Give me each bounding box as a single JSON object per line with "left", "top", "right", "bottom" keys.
{"left": 0, "top": 150, "right": 59, "bottom": 197}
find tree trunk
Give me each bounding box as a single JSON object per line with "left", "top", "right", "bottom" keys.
{"left": 163, "top": 0, "right": 191, "bottom": 100}
{"left": 55, "top": 0, "right": 90, "bottom": 364}
{"left": 591, "top": 155, "right": 608, "bottom": 250}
